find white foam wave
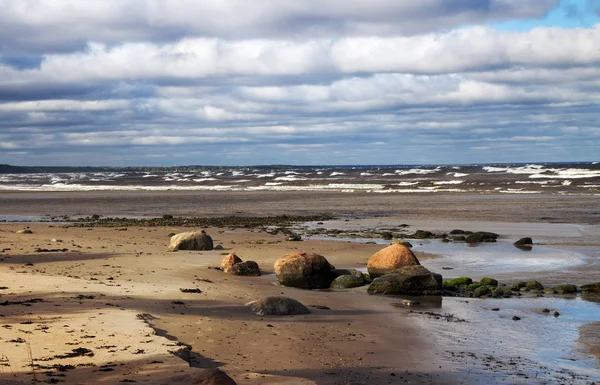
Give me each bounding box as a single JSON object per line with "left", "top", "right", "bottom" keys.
{"left": 274, "top": 176, "right": 307, "bottom": 181}
{"left": 330, "top": 172, "right": 345, "bottom": 176}
{"left": 395, "top": 167, "right": 440, "bottom": 176}
{"left": 528, "top": 168, "right": 600, "bottom": 179}
{"left": 254, "top": 173, "right": 275, "bottom": 178}
{"left": 433, "top": 180, "right": 464, "bottom": 185}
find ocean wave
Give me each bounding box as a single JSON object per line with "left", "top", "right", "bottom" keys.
{"left": 433, "top": 180, "right": 464, "bottom": 185}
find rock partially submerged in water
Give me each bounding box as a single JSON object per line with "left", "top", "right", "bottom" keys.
{"left": 480, "top": 277, "right": 499, "bottom": 287}
{"left": 465, "top": 231, "right": 498, "bottom": 244}
{"left": 368, "top": 265, "right": 442, "bottom": 296}
{"left": 582, "top": 282, "right": 600, "bottom": 294}
{"left": 553, "top": 284, "right": 578, "bottom": 294}
{"left": 274, "top": 251, "right": 336, "bottom": 289}
{"left": 168, "top": 231, "right": 214, "bottom": 251}
{"left": 442, "top": 277, "right": 473, "bottom": 290}
{"left": 246, "top": 296, "right": 310, "bottom": 316}
{"left": 514, "top": 237, "right": 533, "bottom": 250}
{"left": 367, "top": 243, "right": 420, "bottom": 279}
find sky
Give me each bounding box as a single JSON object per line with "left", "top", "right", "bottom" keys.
{"left": 0, "top": 0, "right": 599, "bottom": 166}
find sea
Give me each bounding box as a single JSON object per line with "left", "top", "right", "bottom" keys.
{"left": 0, "top": 162, "right": 599, "bottom": 194}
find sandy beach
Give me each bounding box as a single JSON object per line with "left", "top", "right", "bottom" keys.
{"left": 0, "top": 192, "right": 599, "bottom": 384}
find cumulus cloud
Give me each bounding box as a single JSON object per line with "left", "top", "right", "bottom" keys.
{"left": 0, "top": 0, "right": 598, "bottom": 165}
{"left": 0, "top": 0, "right": 559, "bottom": 55}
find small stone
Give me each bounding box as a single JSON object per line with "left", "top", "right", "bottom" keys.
{"left": 512, "top": 316, "right": 521, "bottom": 321}
{"left": 542, "top": 308, "right": 550, "bottom": 313}
{"left": 491, "top": 308, "right": 500, "bottom": 311}
{"left": 553, "top": 311, "right": 560, "bottom": 317}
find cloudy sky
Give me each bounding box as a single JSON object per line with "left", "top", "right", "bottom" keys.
{"left": 1, "top": 0, "right": 599, "bottom": 166}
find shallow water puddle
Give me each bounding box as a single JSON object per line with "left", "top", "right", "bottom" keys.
{"left": 408, "top": 296, "right": 600, "bottom": 384}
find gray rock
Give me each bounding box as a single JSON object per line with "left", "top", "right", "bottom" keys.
{"left": 367, "top": 265, "right": 442, "bottom": 296}
{"left": 168, "top": 231, "right": 213, "bottom": 251}
{"left": 246, "top": 296, "right": 310, "bottom": 316}
{"left": 330, "top": 270, "right": 366, "bottom": 289}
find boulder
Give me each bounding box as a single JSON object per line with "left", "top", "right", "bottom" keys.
{"left": 230, "top": 261, "right": 261, "bottom": 276}
{"left": 274, "top": 251, "right": 336, "bottom": 289}
{"left": 514, "top": 237, "right": 532, "bottom": 245}
{"left": 367, "top": 265, "right": 442, "bottom": 296}
{"left": 472, "top": 285, "right": 491, "bottom": 297}
{"left": 480, "top": 277, "right": 499, "bottom": 287}
{"left": 581, "top": 282, "right": 600, "bottom": 294}
{"left": 525, "top": 280, "right": 544, "bottom": 291}
{"left": 330, "top": 270, "right": 367, "bottom": 289}
{"left": 511, "top": 282, "right": 527, "bottom": 291}
{"left": 466, "top": 282, "right": 482, "bottom": 291}
{"left": 409, "top": 230, "right": 434, "bottom": 239}
{"left": 465, "top": 232, "right": 498, "bottom": 243}
{"left": 554, "top": 284, "right": 577, "bottom": 294}
{"left": 168, "top": 231, "right": 213, "bottom": 251}
{"left": 367, "top": 244, "right": 420, "bottom": 279}
{"left": 514, "top": 237, "right": 533, "bottom": 248}
{"left": 442, "top": 277, "right": 473, "bottom": 290}
{"left": 246, "top": 296, "right": 310, "bottom": 316}
{"left": 220, "top": 253, "right": 243, "bottom": 273}
{"left": 161, "top": 368, "right": 237, "bottom": 385}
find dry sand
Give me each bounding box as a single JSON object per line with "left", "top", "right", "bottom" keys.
{"left": 0, "top": 223, "right": 450, "bottom": 384}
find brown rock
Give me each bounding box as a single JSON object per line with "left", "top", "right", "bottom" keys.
{"left": 274, "top": 251, "right": 336, "bottom": 289}
{"left": 160, "top": 368, "right": 237, "bottom": 384}
{"left": 230, "top": 261, "right": 261, "bottom": 276}
{"left": 220, "top": 253, "right": 243, "bottom": 273}
{"left": 367, "top": 243, "right": 420, "bottom": 279}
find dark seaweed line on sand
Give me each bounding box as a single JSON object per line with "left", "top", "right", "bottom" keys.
{"left": 62, "top": 214, "right": 336, "bottom": 229}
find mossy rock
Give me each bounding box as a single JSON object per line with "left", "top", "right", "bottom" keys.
{"left": 525, "top": 280, "right": 544, "bottom": 291}
{"left": 480, "top": 277, "right": 498, "bottom": 287}
{"left": 465, "top": 232, "right": 499, "bottom": 244}
{"left": 581, "top": 282, "right": 600, "bottom": 294}
{"left": 554, "top": 284, "right": 577, "bottom": 294}
{"left": 443, "top": 277, "right": 473, "bottom": 289}
{"left": 453, "top": 236, "right": 466, "bottom": 242}
{"left": 330, "top": 274, "right": 366, "bottom": 289}
{"left": 466, "top": 282, "right": 482, "bottom": 291}
{"left": 511, "top": 282, "right": 527, "bottom": 291}
{"left": 490, "top": 287, "right": 505, "bottom": 298}
{"left": 472, "top": 285, "right": 491, "bottom": 297}
{"left": 363, "top": 273, "right": 372, "bottom": 284}
{"left": 449, "top": 229, "right": 466, "bottom": 235}
{"left": 410, "top": 230, "right": 435, "bottom": 239}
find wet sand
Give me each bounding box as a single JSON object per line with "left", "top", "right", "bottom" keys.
{"left": 0, "top": 192, "right": 599, "bottom": 384}
{"left": 1, "top": 191, "right": 599, "bottom": 224}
